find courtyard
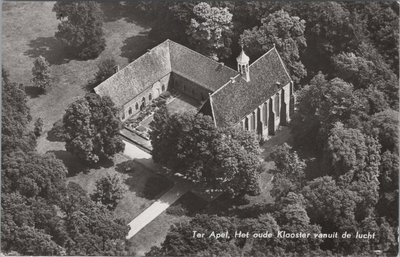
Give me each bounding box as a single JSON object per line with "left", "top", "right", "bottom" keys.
{"left": 121, "top": 92, "right": 202, "bottom": 150}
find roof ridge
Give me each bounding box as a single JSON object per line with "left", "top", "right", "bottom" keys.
{"left": 209, "top": 95, "right": 217, "bottom": 127}
{"left": 210, "top": 73, "right": 240, "bottom": 97}
{"left": 274, "top": 48, "right": 292, "bottom": 82}
{"left": 168, "top": 40, "right": 237, "bottom": 73}
{"left": 249, "top": 46, "right": 276, "bottom": 67}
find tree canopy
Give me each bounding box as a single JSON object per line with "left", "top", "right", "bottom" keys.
{"left": 63, "top": 93, "right": 124, "bottom": 164}
{"left": 187, "top": 2, "right": 233, "bottom": 61}
{"left": 150, "top": 107, "right": 261, "bottom": 197}
{"left": 240, "top": 10, "right": 307, "bottom": 83}
{"left": 53, "top": 1, "right": 106, "bottom": 59}
{"left": 31, "top": 56, "right": 51, "bottom": 92}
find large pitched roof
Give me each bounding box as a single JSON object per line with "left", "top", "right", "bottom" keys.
{"left": 209, "top": 48, "right": 292, "bottom": 127}
{"left": 95, "top": 40, "right": 236, "bottom": 106}
{"left": 95, "top": 39, "right": 292, "bottom": 127}
{"left": 169, "top": 41, "right": 237, "bottom": 91}
{"left": 94, "top": 40, "right": 171, "bottom": 107}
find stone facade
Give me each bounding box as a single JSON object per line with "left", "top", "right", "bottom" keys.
{"left": 240, "top": 82, "right": 294, "bottom": 140}
{"left": 120, "top": 74, "right": 170, "bottom": 121}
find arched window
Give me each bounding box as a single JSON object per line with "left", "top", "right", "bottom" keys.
{"left": 149, "top": 93, "right": 152, "bottom": 101}
{"left": 135, "top": 103, "right": 139, "bottom": 110}
{"left": 128, "top": 107, "right": 132, "bottom": 115}
{"left": 162, "top": 85, "right": 165, "bottom": 91}
{"left": 275, "top": 93, "right": 280, "bottom": 117}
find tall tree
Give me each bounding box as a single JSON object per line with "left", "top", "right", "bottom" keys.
{"left": 2, "top": 69, "right": 35, "bottom": 154}
{"left": 31, "top": 56, "right": 51, "bottom": 92}
{"left": 53, "top": 1, "right": 106, "bottom": 59}
{"left": 186, "top": 2, "right": 233, "bottom": 61}
{"left": 90, "top": 174, "right": 126, "bottom": 210}
{"left": 150, "top": 108, "right": 261, "bottom": 197}
{"left": 240, "top": 9, "right": 307, "bottom": 83}
{"left": 94, "top": 58, "right": 117, "bottom": 84}
{"left": 269, "top": 143, "right": 306, "bottom": 201}
{"left": 292, "top": 73, "right": 362, "bottom": 152}
{"left": 63, "top": 93, "right": 124, "bottom": 164}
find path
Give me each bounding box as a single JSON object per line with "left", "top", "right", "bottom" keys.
{"left": 126, "top": 182, "right": 190, "bottom": 239}
{"left": 122, "top": 140, "right": 190, "bottom": 239}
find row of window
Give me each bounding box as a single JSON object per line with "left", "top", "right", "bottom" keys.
{"left": 126, "top": 84, "right": 166, "bottom": 116}
{"left": 243, "top": 92, "right": 282, "bottom": 130}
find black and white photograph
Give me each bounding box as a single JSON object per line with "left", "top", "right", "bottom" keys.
{"left": 1, "top": 0, "right": 399, "bottom": 256}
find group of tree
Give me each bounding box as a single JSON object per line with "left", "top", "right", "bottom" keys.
{"left": 1, "top": 69, "right": 129, "bottom": 255}
{"left": 150, "top": 107, "right": 262, "bottom": 197}
{"left": 31, "top": 56, "right": 51, "bottom": 93}
{"left": 53, "top": 1, "right": 106, "bottom": 59}
{"left": 62, "top": 93, "right": 125, "bottom": 165}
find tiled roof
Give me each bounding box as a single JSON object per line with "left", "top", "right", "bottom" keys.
{"left": 210, "top": 48, "right": 291, "bottom": 127}
{"left": 95, "top": 40, "right": 237, "bottom": 106}
{"left": 95, "top": 40, "right": 292, "bottom": 127}
{"left": 169, "top": 41, "right": 237, "bottom": 91}
{"left": 94, "top": 40, "right": 172, "bottom": 107}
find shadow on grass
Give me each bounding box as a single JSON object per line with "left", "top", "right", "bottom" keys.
{"left": 100, "top": 2, "right": 154, "bottom": 27}
{"left": 201, "top": 193, "right": 275, "bottom": 218}
{"left": 82, "top": 77, "right": 99, "bottom": 93}
{"left": 50, "top": 150, "right": 115, "bottom": 176}
{"left": 47, "top": 119, "right": 65, "bottom": 142}
{"left": 120, "top": 33, "right": 157, "bottom": 62}
{"left": 24, "top": 36, "right": 70, "bottom": 65}
{"left": 166, "top": 192, "right": 208, "bottom": 217}
{"left": 25, "top": 86, "right": 43, "bottom": 98}
{"left": 116, "top": 159, "right": 173, "bottom": 200}
{"left": 49, "top": 150, "right": 88, "bottom": 176}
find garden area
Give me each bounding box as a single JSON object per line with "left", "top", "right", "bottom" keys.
{"left": 123, "top": 91, "right": 201, "bottom": 144}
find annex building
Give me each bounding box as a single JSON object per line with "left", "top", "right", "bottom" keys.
{"left": 94, "top": 39, "right": 294, "bottom": 140}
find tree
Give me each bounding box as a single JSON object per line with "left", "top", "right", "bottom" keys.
{"left": 90, "top": 174, "right": 126, "bottom": 210}
{"left": 2, "top": 69, "right": 36, "bottom": 154}
{"left": 186, "top": 2, "right": 233, "bottom": 61}
{"left": 301, "top": 2, "right": 364, "bottom": 74}
{"left": 53, "top": 1, "right": 106, "bottom": 59}
{"left": 332, "top": 49, "right": 398, "bottom": 108}
{"left": 2, "top": 151, "right": 67, "bottom": 203}
{"left": 150, "top": 108, "right": 262, "bottom": 197}
{"left": 270, "top": 143, "right": 306, "bottom": 201}
{"left": 365, "top": 109, "right": 399, "bottom": 153}
{"left": 34, "top": 118, "right": 44, "bottom": 137}
{"left": 292, "top": 73, "right": 361, "bottom": 152}
{"left": 147, "top": 214, "right": 238, "bottom": 256}
{"left": 240, "top": 9, "right": 307, "bottom": 83}
{"left": 273, "top": 193, "right": 323, "bottom": 254}
{"left": 360, "top": 2, "right": 399, "bottom": 73}
{"left": 31, "top": 56, "right": 51, "bottom": 92}
{"left": 94, "top": 58, "right": 117, "bottom": 84}
{"left": 63, "top": 93, "right": 124, "bottom": 164}
{"left": 59, "top": 182, "right": 129, "bottom": 256}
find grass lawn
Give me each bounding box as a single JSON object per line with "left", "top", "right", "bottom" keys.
{"left": 2, "top": 1, "right": 153, "bottom": 154}
{"left": 66, "top": 153, "right": 170, "bottom": 223}
{"left": 167, "top": 94, "right": 202, "bottom": 114}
